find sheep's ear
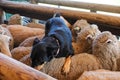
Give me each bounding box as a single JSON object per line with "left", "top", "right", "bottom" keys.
{"left": 90, "top": 24, "right": 98, "bottom": 29}
{"left": 7, "top": 36, "right": 12, "bottom": 43}
{"left": 33, "top": 38, "right": 40, "bottom": 46}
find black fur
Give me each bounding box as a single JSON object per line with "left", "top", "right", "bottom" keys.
{"left": 30, "top": 14, "right": 74, "bottom": 67}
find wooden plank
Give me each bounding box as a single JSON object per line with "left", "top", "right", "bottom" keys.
{"left": 38, "top": 0, "right": 120, "bottom": 13}
{"left": 78, "top": 70, "right": 120, "bottom": 80}
{"left": 0, "top": 53, "right": 56, "bottom": 80}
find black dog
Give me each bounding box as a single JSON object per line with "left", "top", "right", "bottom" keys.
{"left": 30, "top": 13, "right": 74, "bottom": 74}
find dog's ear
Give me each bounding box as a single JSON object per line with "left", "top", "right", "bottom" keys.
{"left": 33, "top": 38, "right": 40, "bottom": 46}
{"left": 53, "top": 12, "right": 61, "bottom": 17}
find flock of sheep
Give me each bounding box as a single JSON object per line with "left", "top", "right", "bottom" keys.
{"left": 0, "top": 14, "right": 120, "bottom": 80}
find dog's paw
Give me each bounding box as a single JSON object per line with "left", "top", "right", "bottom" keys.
{"left": 61, "top": 63, "right": 70, "bottom": 75}
{"left": 61, "top": 56, "right": 71, "bottom": 75}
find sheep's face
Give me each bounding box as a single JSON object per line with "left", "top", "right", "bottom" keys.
{"left": 8, "top": 14, "right": 21, "bottom": 25}
{"left": 9, "top": 14, "right": 21, "bottom": 21}
{"left": 0, "top": 34, "right": 11, "bottom": 56}
{"left": 77, "top": 24, "right": 101, "bottom": 43}
{"left": 0, "top": 34, "right": 11, "bottom": 46}
{"left": 93, "top": 31, "right": 120, "bottom": 58}
{"left": 72, "top": 19, "right": 90, "bottom": 36}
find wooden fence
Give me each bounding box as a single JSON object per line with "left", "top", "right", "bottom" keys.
{"left": 0, "top": 0, "right": 120, "bottom": 35}
{"left": 38, "top": 0, "right": 120, "bottom": 13}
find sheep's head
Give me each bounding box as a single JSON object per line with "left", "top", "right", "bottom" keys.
{"left": 77, "top": 24, "right": 101, "bottom": 43}
{"left": 72, "top": 19, "right": 90, "bottom": 32}
{"left": 8, "top": 14, "right": 21, "bottom": 25}
{"left": 92, "top": 31, "right": 120, "bottom": 59}
{"left": 71, "top": 19, "right": 90, "bottom": 42}
{"left": 72, "top": 24, "right": 101, "bottom": 54}
{"left": 0, "top": 34, "right": 12, "bottom": 57}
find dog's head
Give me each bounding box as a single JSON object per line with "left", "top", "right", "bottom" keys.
{"left": 30, "top": 37, "right": 59, "bottom": 68}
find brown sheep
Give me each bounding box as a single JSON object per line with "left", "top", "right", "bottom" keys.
{"left": 20, "top": 31, "right": 120, "bottom": 80}
{"left": 8, "top": 14, "right": 21, "bottom": 25}
{"left": 0, "top": 34, "right": 12, "bottom": 57}
{"left": 7, "top": 25, "right": 44, "bottom": 47}
{"left": 117, "top": 58, "right": 120, "bottom": 71}
{"left": 92, "top": 31, "right": 120, "bottom": 71}
{"left": 0, "top": 25, "right": 14, "bottom": 50}
{"left": 11, "top": 36, "right": 44, "bottom": 61}
{"left": 11, "top": 47, "right": 32, "bottom": 60}
{"left": 19, "top": 35, "right": 44, "bottom": 47}
{"left": 26, "top": 22, "right": 45, "bottom": 29}
{"left": 72, "top": 24, "right": 101, "bottom": 54}
{"left": 71, "top": 19, "right": 90, "bottom": 42}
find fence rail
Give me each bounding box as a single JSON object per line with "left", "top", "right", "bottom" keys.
{"left": 0, "top": 0, "right": 120, "bottom": 35}
{"left": 38, "top": 0, "right": 120, "bottom": 13}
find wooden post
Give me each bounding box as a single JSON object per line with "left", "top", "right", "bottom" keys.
{"left": 0, "top": 53, "right": 56, "bottom": 80}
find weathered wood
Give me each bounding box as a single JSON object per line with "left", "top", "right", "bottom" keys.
{"left": 0, "top": 53, "right": 56, "bottom": 80}
{"left": 0, "top": 1, "right": 120, "bottom": 35}
{"left": 0, "top": 0, "right": 120, "bottom": 28}
{"left": 78, "top": 70, "right": 120, "bottom": 80}
{"left": 0, "top": 8, "right": 3, "bottom": 24}
{"left": 38, "top": 0, "right": 120, "bottom": 14}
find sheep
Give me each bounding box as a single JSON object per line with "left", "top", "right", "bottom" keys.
{"left": 72, "top": 24, "right": 101, "bottom": 54}
{"left": 19, "top": 31, "right": 120, "bottom": 80}
{"left": 7, "top": 25, "right": 44, "bottom": 47}
{"left": 11, "top": 47, "right": 32, "bottom": 60}
{"left": 0, "top": 25, "right": 14, "bottom": 50}
{"left": 92, "top": 31, "right": 120, "bottom": 70}
{"left": 117, "top": 58, "right": 120, "bottom": 71}
{"left": 11, "top": 35, "right": 44, "bottom": 61}
{"left": 8, "top": 14, "right": 21, "bottom": 25}
{"left": 26, "top": 22, "right": 45, "bottom": 29}
{"left": 71, "top": 19, "right": 90, "bottom": 42}
{"left": 0, "top": 34, "right": 12, "bottom": 57}
{"left": 19, "top": 35, "right": 44, "bottom": 47}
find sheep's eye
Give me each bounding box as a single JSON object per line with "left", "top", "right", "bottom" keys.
{"left": 106, "top": 39, "right": 112, "bottom": 44}
{"left": 107, "top": 41, "right": 111, "bottom": 44}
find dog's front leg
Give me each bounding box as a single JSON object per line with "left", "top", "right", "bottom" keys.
{"left": 61, "top": 55, "right": 71, "bottom": 75}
